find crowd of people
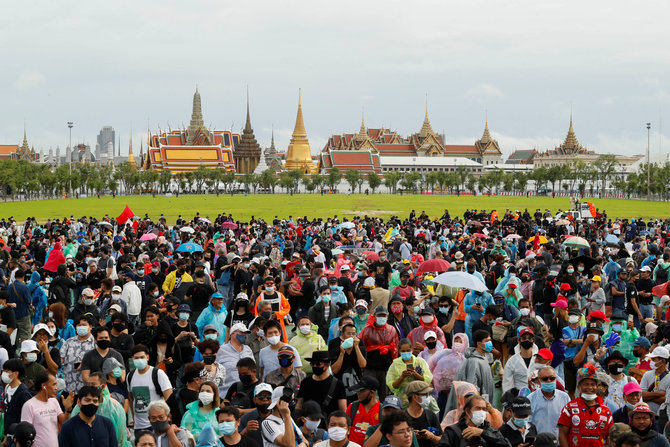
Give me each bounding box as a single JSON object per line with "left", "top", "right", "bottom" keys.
{"left": 0, "top": 207, "right": 670, "bottom": 447}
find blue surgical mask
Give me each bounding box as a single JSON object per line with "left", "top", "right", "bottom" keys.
{"left": 235, "top": 334, "right": 247, "bottom": 344}
{"left": 341, "top": 337, "right": 354, "bottom": 349}
{"left": 112, "top": 367, "right": 123, "bottom": 378}
{"left": 133, "top": 358, "right": 148, "bottom": 370}
{"left": 626, "top": 401, "right": 636, "bottom": 410}
{"left": 375, "top": 317, "right": 387, "bottom": 326}
{"left": 439, "top": 307, "right": 449, "bottom": 314}
{"left": 514, "top": 417, "right": 529, "bottom": 428}
{"left": 179, "top": 312, "right": 190, "bottom": 321}
{"left": 612, "top": 323, "right": 623, "bottom": 333}
{"left": 205, "top": 333, "right": 218, "bottom": 340}
{"left": 321, "top": 294, "right": 331, "bottom": 303}
{"left": 484, "top": 341, "right": 493, "bottom": 352}
{"left": 76, "top": 326, "right": 89, "bottom": 337}
{"left": 137, "top": 270, "right": 144, "bottom": 276}
{"left": 540, "top": 381, "right": 556, "bottom": 393}
{"left": 400, "top": 352, "right": 413, "bottom": 361}
{"left": 219, "top": 421, "right": 236, "bottom": 436}
{"left": 413, "top": 306, "right": 420, "bottom": 314}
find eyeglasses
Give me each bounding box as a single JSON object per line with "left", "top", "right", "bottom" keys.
{"left": 539, "top": 376, "right": 557, "bottom": 382}
{"left": 256, "top": 395, "right": 272, "bottom": 401}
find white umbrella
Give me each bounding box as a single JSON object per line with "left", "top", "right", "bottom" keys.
{"left": 432, "top": 271, "right": 488, "bottom": 292}
{"left": 180, "top": 227, "right": 195, "bottom": 234}
{"left": 338, "top": 222, "right": 355, "bottom": 230}
{"left": 98, "top": 221, "right": 113, "bottom": 228}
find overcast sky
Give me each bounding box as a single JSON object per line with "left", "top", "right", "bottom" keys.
{"left": 2, "top": 0, "right": 669, "bottom": 159}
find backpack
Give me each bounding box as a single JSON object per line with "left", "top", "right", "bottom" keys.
{"left": 657, "top": 265, "right": 670, "bottom": 285}
{"left": 128, "top": 367, "right": 164, "bottom": 396}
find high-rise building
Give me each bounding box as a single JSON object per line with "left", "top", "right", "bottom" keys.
{"left": 96, "top": 126, "right": 116, "bottom": 161}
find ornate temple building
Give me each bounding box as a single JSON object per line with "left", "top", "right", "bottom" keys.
{"left": 319, "top": 107, "right": 501, "bottom": 173}
{"left": 144, "top": 88, "right": 239, "bottom": 172}
{"left": 533, "top": 116, "right": 641, "bottom": 168}
{"left": 234, "top": 94, "right": 262, "bottom": 173}
{"left": 253, "top": 129, "right": 283, "bottom": 174}
{"left": 0, "top": 128, "right": 38, "bottom": 161}
{"left": 284, "top": 90, "right": 318, "bottom": 174}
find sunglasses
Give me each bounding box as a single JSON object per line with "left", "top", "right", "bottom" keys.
{"left": 539, "top": 376, "right": 556, "bottom": 382}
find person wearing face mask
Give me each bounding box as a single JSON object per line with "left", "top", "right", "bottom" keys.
{"left": 405, "top": 381, "right": 442, "bottom": 447}
{"left": 359, "top": 305, "right": 399, "bottom": 401}
{"left": 296, "top": 400, "right": 328, "bottom": 445}
{"left": 308, "top": 286, "right": 339, "bottom": 342}
{"left": 215, "top": 323, "right": 254, "bottom": 397}
{"left": 108, "top": 311, "right": 135, "bottom": 365}
{"left": 253, "top": 278, "right": 291, "bottom": 342}
{"left": 2, "top": 358, "right": 34, "bottom": 437}
{"left": 101, "top": 284, "right": 128, "bottom": 317}
{"left": 186, "top": 270, "right": 216, "bottom": 316}
{"left": 329, "top": 322, "right": 367, "bottom": 401}
{"left": 604, "top": 310, "right": 640, "bottom": 367}
{"left": 387, "top": 296, "right": 419, "bottom": 340}
{"left": 180, "top": 381, "right": 220, "bottom": 440}
{"left": 149, "top": 261, "right": 166, "bottom": 292}
{"left": 102, "top": 357, "right": 129, "bottom": 414}
{"left": 296, "top": 350, "right": 347, "bottom": 416}
{"left": 289, "top": 316, "right": 326, "bottom": 375}
{"left": 81, "top": 326, "right": 126, "bottom": 384}
{"left": 221, "top": 358, "right": 259, "bottom": 414}
{"left": 627, "top": 403, "right": 669, "bottom": 447}
{"left": 639, "top": 346, "right": 670, "bottom": 419}
{"left": 60, "top": 316, "right": 96, "bottom": 392}
{"left": 70, "top": 288, "right": 103, "bottom": 327}
{"left": 386, "top": 339, "right": 433, "bottom": 408}
{"left": 58, "top": 386, "right": 117, "bottom": 447}
{"left": 144, "top": 400, "right": 190, "bottom": 447}
{"left": 224, "top": 294, "right": 255, "bottom": 341}
{"left": 162, "top": 260, "right": 193, "bottom": 297}
{"left": 196, "top": 293, "right": 229, "bottom": 344}
{"left": 391, "top": 271, "right": 414, "bottom": 301}
{"left": 454, "top": 330, "right": 495, "bottom": 403}
{"left": 216, "top": 406, "right": 259, "bottom": 447}
{"left": 498, "top": 396, "right": 537, "bottom": 447}
{"left": 31, "top": 323, "right": 60, "bottom": 375}
{"left": 527, "top": 366, "right": 570, "bottom": 437}
{"left": 346, "top": 377, "right": 380, "bottom": 446}
{"left": 502, "top": 327, "right": 538, "bottom": 393}
{"left": 408, "top": 308, "right": 447, "bottom": 355}
{"left": 312, "top": 411, "right": 357, "bottom": 447}
{"left": 612, "top": 382, "right": 661, "bottom": 431}
{"left": 237, "top": 383, "right": 274, "bottom": 445}
{"left": 258, "top": 320, "right": 303, "bottom": 380}
{"left": 442, "top": 395, "right": 508, "bottom": 447}
{"left": 463, "top": 288, "right": 494, "bottom": 345}
{"left": 353, "top": 299, "right": 371, "bottom": 333}
{"left": 128, "top": 345, "right": 175, "bottom": 432}
{"left": 562, "top": 307, "right": 585, "bottom": 395}
{"left": 603, "top": 349, "right": 638, "bottom": 410}
{"left": 558, "top": 363, "right": 613, "bottom": 447}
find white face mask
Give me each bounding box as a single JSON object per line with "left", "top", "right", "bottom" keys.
{"left": 25, "top": 353, "right": 38, "bottom": 363}
{"left": 569, "top": 315, "right": 580, "bottom": 324}
{"left": 267, "top": 335, "right": 281, "bottom": 345}
{"left": 470, "top": 410, "right": 487, "bottom": 426}
{"left": 199, "top": 391, "right": 214, "bottom": 405}
{"left": 304, "top": 419, "right": 320, "bottom": 431}
{"left": 327, "top": 427, "right": 348, "bottom": 442}
{"left": 421, "top": 315, "right": 434, "bottom": 324}
{"left": 581, "top": 393, "right": 597, "bottom": 401}
{"left": 1, "top": 371, "right": 12, "bottom": 384}
{"left": 299, "top": 325, "right": 311, "bottom": 335}
{"left": 520, "top": 308, "right": 531, "bottom": 316}
{"left": 419, "top": 395, "right": 431, "bottom": 408}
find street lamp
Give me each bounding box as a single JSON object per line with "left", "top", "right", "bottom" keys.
{"left": 67, "top": 122, "right": 73, "bottom": 193}
{"left": 647, "top": 122, "right": 651, "bottom": 200}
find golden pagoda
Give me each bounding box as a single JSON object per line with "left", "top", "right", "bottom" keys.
{"left": 128, "top": 125, "right": 136, "bottom": 168}
{"left": 284, "top": 89, "right": 318, "bottom": 173}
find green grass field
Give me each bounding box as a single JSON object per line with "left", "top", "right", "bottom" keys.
{"left": 0, "top": 194, "right": 668, "bottom": 222}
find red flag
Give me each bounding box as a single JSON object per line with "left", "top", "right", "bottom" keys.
{"left": 587, "top": 202, "right": 596, "bottom": 218}
{"left": 533, "top": 234, "right": 540, "bottom": 251}
{"left": 117, "top": 205, "right": 136, "bottom": 225}
{"left": 132, "top": 220, "right": 139, "bottom": 233}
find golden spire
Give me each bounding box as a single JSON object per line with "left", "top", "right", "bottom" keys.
{"left": 419, "top": 94, "right": 435, "bottom": 138}
{"left": 285, "top": 89, "right": 317, "bottom": 173}
{"left": 356, "top": 110, "right": 368, "bottom": 140}
{"left": 480, "top": 120, "right": 492, "bottom": 145}
{"left": 128, "top": 124, "right": 136, "bottom": 168}
{"left": 563, "top": 112, "right": 581, "bottom": 150}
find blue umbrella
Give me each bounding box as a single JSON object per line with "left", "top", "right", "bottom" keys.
{"left": 176, "top": 242, "right": 204, "bottom": 253}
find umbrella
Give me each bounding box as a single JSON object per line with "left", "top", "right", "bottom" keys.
{"left": 417, "top": 259, "right": 451, "bottom": 274}
{"left": 605, "top": 234, "right": 620, "bottom": 248}
{"left": 222, "top": 222, "right": 238, "bottom": 230}
{"left": 562, "top": 236, "right": 590, "bottom": 249}
{"left": 176, "top": 242, "right": 204, "bottom": 253}
{"left": 98, "top": 221, "right": 113, "bottom": 228}
{"left": 362, "top": 251, "right": 379, "bottom": 261}
{"left": 504, "top": 234, "right": 522, "bottom": 240}
{"left": 566, "top": 255, "right": 597, "bottom": 272}
{"left": 140, "top": 233, "right": 157, "bottom": 241}
{"left": 555, "top": 219, "right": 570, "bottom": 226}
{"left": 639, "top": 230, "right": 650, "bottom": 236}
{"left": 473, "top": 233, "right": 488, "bottom": 238}
{"left": 180, "top": 227, "right": 195, "bottom": 234}
{"left": 331, "top": 248, "right": 344, "bottom": 255}
{"left": 338, "top": 222, "right": 355, "bottom": 230}
{"left": 527, "top": 235, "right": 548, "bottom": 244}
{"left": 432, "top": 271, "right": 488, "bottom": 292}
{"left": 466, "top": 220, "right": 482, "bottom": 227}
{"left": 199, "top": 217, "right": 211, "bottom": 224}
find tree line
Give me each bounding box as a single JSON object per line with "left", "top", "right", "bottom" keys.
{"left": 0, "top": 154, "right": 668, "bottom": 200}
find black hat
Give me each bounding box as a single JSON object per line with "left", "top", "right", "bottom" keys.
{"left": 349, "top": 376, "right": 380, "bottom": 392}
{"left": 419, "top": 307, "right": 435, "bottom": 316}
{"left": 585, "top": 322, "right": 604, "bottom": 335}
{"left": 305, "top": 351, "right": 331, "bottom": 364}
{"left": 534, "top": 433, "right": 558, "bottom": 447}
{"left": 302, "top": 400, "right": 324, "bottom": 420}
{"left": 510, "top": 396, "right": 532, "bottom": 417}
{"left": 501, "top": 388, "right": 519, "bottom": 410}
{"left": 605, "top": 350, "right": 629, "bottom": 366}
{"left": 8, "top": 422, "right": 36, "bottom": 447}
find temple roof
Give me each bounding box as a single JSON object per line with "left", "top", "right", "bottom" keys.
{"left": 236, "top": 91, "right": 262, "bottom": 157}
{"left": 292, "top": 89, "right": 307, "bottom": 138}
{"left": 418, "top": 104, "right": 435, "bottom": 138}
{"left": 187, "top": 87, "right": 208, "bottom": 145}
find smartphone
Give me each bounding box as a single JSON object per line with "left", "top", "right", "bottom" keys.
{"left": 526, "top": 436, "right": 535, "bottom": 445}
{"left": 74, "top": 362, "right": 81, "bottom": 370}
{"left": 406, "top": 364, "right": 415, "bottom": 370}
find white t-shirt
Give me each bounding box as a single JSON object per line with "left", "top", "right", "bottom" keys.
{"left": 261, "top": 414, "right": 303, "bottom": 447}
{"left": 640, "top": 369, "right": 670, "bottom": 414}
{"left": 259, "top": 345, "right": 303, "bottom": 380}
{"left": 21, "top": 396, "right": 62, "bottom": 447}
{"left": 129, "top": 367, "right": 173, "bottom": 429}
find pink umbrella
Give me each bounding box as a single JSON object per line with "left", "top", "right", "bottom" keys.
{"left": 362, "top": 251, "right": 379, "bottom": 261}
{"left": 140, "top": 233, "right": 157, "bottom": 241}
{"left": 417, "top": 258, "right": 451, "bottom": 274}
{"left": 222, "top": 222, "right": 238, "bottom": 230}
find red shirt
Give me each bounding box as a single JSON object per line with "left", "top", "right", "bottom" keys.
{"left": 346, "top": 400, "right": 380, "bottom": 446}
{"left": 557, "top": 397, "right": 612, "bottom": 447}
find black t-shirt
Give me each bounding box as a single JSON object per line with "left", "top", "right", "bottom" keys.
{"left": 81, "top": 348, "right": 125, "bottom": 374}
{"left": 636, "top": 278, "right": 654, "bottom": 305}
{"left": 408, "top": 410, "right": 442, "bottom": 447}
{"left": 471, "top": 319, "right": 493, "bottom": 338}
{"left": 221, "top": 436, "right": 259, "bottom": 447}
{"left": 224, "top": 380, "right": 258, "bottom": 409}
{"left": 371, "top": 261, "right": 392, "bottom": 288}
{"left": 0, "top": 307, "right": 18, "bottom": 331}
{"left": 298, "top": 279, "right": 315, "bottom": 308}
{"left": 626, "top": 283, "right": 639, "bottom": 313}
{"left": 327, "top": 338, "right": 368, "bottom": 400}
{"left": 224, "top": 311, "right": 255, "bottom": 329}
{"left": 297, "top": 375, "right": 346, "bottom": 416}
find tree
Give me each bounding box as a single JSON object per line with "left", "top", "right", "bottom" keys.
{"left": 258, "top": 169, "right": 278, "bottom": 193}
{"left": 326, "top": 167, "right": 341, "bottom": 192}
{"left": 366, "top": 172, "right": 382, "bottom": 193}
{"left": 424, "top": 172, "right": 439, "bottom": 194}
{"left": 286, "top": 170, "right": 304, "bottom": 194}
{"left": 593, "top": 154, "right": 619, "bottom": 196}
{"left": 454, "top": 167, "right": 469, "bottom": 196}
{"left": 310, "top": 174, "right": 324, "bottom": 193}
{"left": 383, "top": 171, "right": 402, "bottom": 194}
{"left": 401, "top": 172, "right": 421, "bottom": 193}
{"left": 158, "top": 169, "right": 172, "bottom": 193}
{"left": 344, "top": 169, "right": 360, "bottom": 193}
{"left": 502, "top": 172, "right": 515, "bottom": 193}
{"left": 241, "top": 173, "right": 255, "bottom": 193}
{"left": 279, "top": 171, "right": 294, "bottom": 193}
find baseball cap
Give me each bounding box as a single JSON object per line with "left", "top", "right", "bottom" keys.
{"left": 340, "top": 264, "right": 351, "bottom": 271}
{"left": 363, "top": 277, "right": 376, "bottom": 288}
{"left": 381, "top": 395, "right": 403, "bottom": 409}
{"left": 203, "top": 324, "right": 218, "bottom": 333}
{"left": 302, "top": 400, "right": 324, "bottom": 420}
{"left": 518, "top": 327, "right": 534, "bottom": 338}
{"left": 112, "top": 285, "right": 122, "bottom": 293}
{"left": 424, "top": 331, "right": 437, "bottom": 341}
{"left": 254, "top": 383, "right": 273, "bottom": 396}
{"left": 109, "top": 304, "right": 122, "bottom": 313}
{"left": 661, "top": 295, "right": 670, "bottom": 307}
{"left": 550, "top": 298, "right": 568, "bottom": 309}
{"left": 278, "top": 346, "right": 295, "bottom": 357}
{"left": 647, "top": 346, "right": 670, "bottom": 360}
{"left": 373, "top": 305, "right": 388, "bottom": 315}
{"left": 349, "top": 376, "right": 380, "bottom": 392}
{"left": 235, "top": 292, "right": 249, "bottom": 301}
{"left": 510, "top": 396, "right": 532, "bottom": 417}
{"left": 355, "top": 299, "right": 368, "bottom": 309}
{"left": 7, "top": 422, "right": 36, "bottom": 447}
{"left": 623, "top": 382, "right": 642, "bottom": 395}
{"left": 81, "top": 288, "right": 94, "bottom": 297}
{"left": 268, "top": 386, "right": 290, "bottom": 410}
{"left": 633, "top": 337, "right": 652, "bottom": 349}
{"left": 591, "top": 275, "right": 602, "bottom": 282}
{"left": 609, "top": 423, "right": 632, "bottom": 445}
{"left": 177, "top": 304, "right": 192, "bottom": 313}
{"left": 640, "top": 265, "right": 652, "bottom": 272}
{"left": 588, "top": 310, "right": 610, "bottom": 322}
{"left": 230, "top": 323, "right": 250, "bottom": 334}
{"left": 419, "top": 307, "right": 435, "bottom": 316}
{"left": 536, "top": 348, "right": 553, "bottom": 360}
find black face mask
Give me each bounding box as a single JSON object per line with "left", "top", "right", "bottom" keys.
{"left": 113, "top": 323, "right": 126, "bottom": 332}
{"left": 608, "top": 364, "right": 624, "bottom": 375}
{"left": 239, "top": 374, "right": 253, "bottom": 386}
{"left": 203, "top": 355, "right": 216, "bottom": 365}
{"left": 96, "top": 340, "right": 111, "bottom": 350}
{"left": 633, "top": 350, "right": 642, "bottom": 358}
{"left": 80, "top": 403, "right": 99, "bottom": 417}
{"left": 257, "top": 404, "right": 270, "bottom": 414}
{"left": 360, "top": 391, "right": 373, "bottom": 405}
{"left": 631, "top": 425, "right": 652, "bottom": 437}
{"left": 260, "top": 311, "right": 273, "bottom": 320}
{"left": 151, "top": 420, "right": 170, "bottom": 434}
{"left": 312, "top": 366, "right": 325, "bottom": 376}
{"left": 520, "top": 340, "right": 534, "bottom": 350}
{"left": 426, "top": 341, "right": 437, "bottom": 350}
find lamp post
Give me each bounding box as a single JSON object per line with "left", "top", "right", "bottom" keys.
{"left": 647, "top": 122, "right": 651, "bottom": 200}
{"left": 67, "top": 121, "right": 73, "bottom": 193}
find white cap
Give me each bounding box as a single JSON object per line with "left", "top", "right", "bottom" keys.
{"left": 646, "top": 322, "right": 659, "bottom": 338}
{"left": 661, "top": 295, "right": 670, "bottom": 307}
{"left": 81, "top": 287, "right": 95, "bottom": 297}
{"left": 112, "top": 285, "right": 122, "bottom": 293}
{"left": 268, "top": 386, "right": 288, "bottom": 410}
{"left": 230, "top": 323, "right": 250, "bottom": 334}
{"left": 647, "top": 346, "right": 670, "bottom": 360}
{"left": 31, "top": 323, "right": 54, "bottom": 338}
{"left": 355, "top": 299, "right": 368, "bottom": 309}
{"left": 20, "top": 340, "right": 38, "bottom": 354}
{"left": 424, "top": 331, "right": 437, "bottom": 341}
{"left": 641, "top": 266, "right": 652, "bottom": 272}
{"left": 363, "top": 277, "right": 376, "bottom": 288}
{"left": 254, "top": 383, "right": 273, "bottom": 396}
{"left": 235, "top": 292, "right": 249, "bottom": 301}
{"left": 109, "top": 304, "right": 122, "bottom": 313}
{"left": 340, "top": 264, "right": 351, "bottom": 271}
